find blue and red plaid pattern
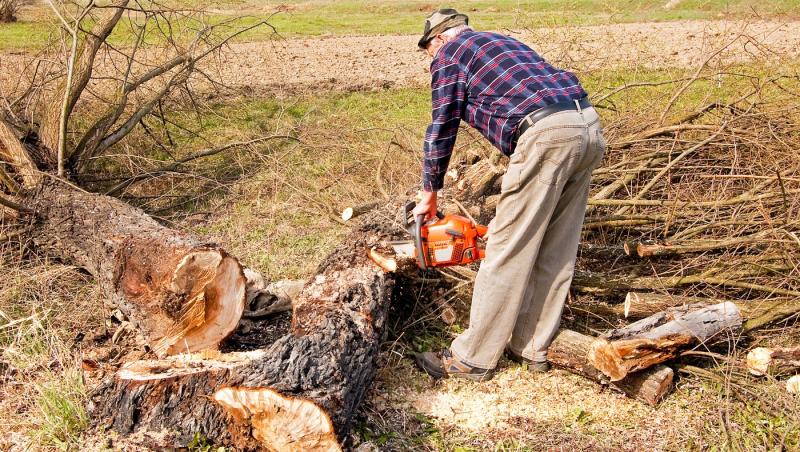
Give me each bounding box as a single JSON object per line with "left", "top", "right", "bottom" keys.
{"left": 422, "top": 31, "right": 587, "bottom": 191}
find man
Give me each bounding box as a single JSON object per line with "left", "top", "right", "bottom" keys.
{"left": 413, "top": 9, "right": 606, "bottom": 381}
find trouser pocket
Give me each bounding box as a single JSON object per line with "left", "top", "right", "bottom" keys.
{"left": 533, "top": 133, "right": 584, "bottom": 186}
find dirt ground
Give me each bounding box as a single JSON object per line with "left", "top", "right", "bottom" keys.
{"left": 182, "top": 19, "right": 800, "bottom": 94}
{"left": 2, "top": 19, "right": 799, "bottom": 95}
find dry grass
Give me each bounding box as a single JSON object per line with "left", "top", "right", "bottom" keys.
{"left": 0, "top": 28, "right": 798, "bottom": 451}
{"left": 0, "top": 250, "right": 104, "bottom": 450}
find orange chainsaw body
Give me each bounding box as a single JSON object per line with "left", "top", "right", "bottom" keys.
{"left": 418, "top": 214, "right": 488, "bottom": 268}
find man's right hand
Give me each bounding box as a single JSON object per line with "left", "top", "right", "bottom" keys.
{"left": 413, "top": 190, "right": 439, "bottom": 221}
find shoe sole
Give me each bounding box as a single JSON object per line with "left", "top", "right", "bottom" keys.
{"left": 414, "top": 354, "right": 446, "bottom": 379}
{"left": 506, "top": 349, "right": 550, "bottom": 373}
{"left": 448, "top": 370, "right": 495, "bottom": 382}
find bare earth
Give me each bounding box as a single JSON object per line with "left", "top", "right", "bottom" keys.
{"left": 1, "top": 20, "right": 798, "bottom": 96}
{"left": 215, "top": 19, "right": 800, "bottom": 94}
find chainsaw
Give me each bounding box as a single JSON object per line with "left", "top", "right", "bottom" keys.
{"left": 390, "top": 202, "right": 488, "bottom": 270}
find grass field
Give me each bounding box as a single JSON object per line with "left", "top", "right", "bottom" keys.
{"left": 2, "top": 0, "right": 799, "bottom": 50}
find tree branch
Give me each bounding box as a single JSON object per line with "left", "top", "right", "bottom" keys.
{"left": 105, "top": 135, "right": 298, "bottom": 196}
{"left": 0, "top": 194, "right": 35, "bottom": 215}
{"left": 40, "top": 0, "right": 129, "bottom": 158}
{"left": 0, "top": 118, "right": 39, "bottom": 188}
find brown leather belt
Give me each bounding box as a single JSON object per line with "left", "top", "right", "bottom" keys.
{"left": 511, "top": 96, "right": 592, "bottom": 149}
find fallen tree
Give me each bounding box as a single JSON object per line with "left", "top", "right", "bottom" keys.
{"left": 92, "top": 229, "right": 399, "bottom": 450}
{"left": 0, "top": 1, "right": 273, "bottom": 355}
{"left": 28, "top": 178, "right": 246, "bottom": 357}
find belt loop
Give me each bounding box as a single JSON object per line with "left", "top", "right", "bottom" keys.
{"left": 574, "top": 98, "right": 585, "bottom": 123}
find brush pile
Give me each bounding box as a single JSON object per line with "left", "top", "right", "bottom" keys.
{"left": 424, "top": 67, "right": 800, "bottom": 405}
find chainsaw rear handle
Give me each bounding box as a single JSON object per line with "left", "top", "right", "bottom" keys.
{"left": 414, "top": 214, "right": 427, "bottom": 270}
{"left": 405, "top": 201, "right": 443, "bottom": 270}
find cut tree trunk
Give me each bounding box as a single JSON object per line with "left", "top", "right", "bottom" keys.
{"left": 27, "top": 178, "right": 245, "bottom": 357}
{"left": 92, "top": 229, "right": 396, "bottom": 450}
{"left": 746, "top": 347, "right": 800, "bottom": 377}
{"left": 548, "top": 329, "right": 674, "bottom": 406}
{"left": 588, "top": 302, "right": 742, "bottom": 381}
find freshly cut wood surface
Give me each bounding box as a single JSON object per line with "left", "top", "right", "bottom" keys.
{"left": 28, "top": 179, "right": 245, "bottom": 357}
{"left": 588, "top": 302, "right": 742, "bottom": 381}
{"left": 548, "top": 329, "right": 674, "bottom": 406}
{"left": 746, "top": 347, "right": 800, "bottom": 377}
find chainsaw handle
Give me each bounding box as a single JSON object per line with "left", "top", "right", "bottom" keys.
{"left": 414, "top": 214, "right": 428, "bottom": 270}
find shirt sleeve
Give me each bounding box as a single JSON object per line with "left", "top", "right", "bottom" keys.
{"left": 422, "top": 55, "right": 467, "bottom": 192}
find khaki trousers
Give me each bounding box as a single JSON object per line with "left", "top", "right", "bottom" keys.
{"left": 451, "top": 106, "right": 606, "bottom": 368}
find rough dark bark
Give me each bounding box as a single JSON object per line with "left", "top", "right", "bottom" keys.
{"left": 588, "top": 302, "right": 742, "bottom": 381}
{"left": 548, "top": 329, "right": 674, "bottom": 406}
{"left": 26, "top": 178, "right": 245, "bottom": 357}
{"left": 91, "top": 229, "right": 395, "bottom": 450}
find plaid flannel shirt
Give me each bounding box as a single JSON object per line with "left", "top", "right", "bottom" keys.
{"left": 422, "top": 31, "right": 587, "bottom": 191}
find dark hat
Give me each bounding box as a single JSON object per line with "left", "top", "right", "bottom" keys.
{"left": 418, "top": 8, "right": 469, "bottom": 49}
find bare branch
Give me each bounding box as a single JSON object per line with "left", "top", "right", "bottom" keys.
{"left": 39, "top": 0, "right": 129, "bottom": 157}
{"left": 0, "top": 164, "right": 19, "bottom": 194}
{"left": 47, "top": 0, "right": 95, "bottom": 176}
{"left": 0, "top": 193, "right": 35, "bottom": 215}
{"left": 105, "top": 134, "right": 298, "bottom": 196}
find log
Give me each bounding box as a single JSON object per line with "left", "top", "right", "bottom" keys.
{"left": 341, "top": 201, "right": 381, "bottom": 222}
{"left": 622, "top": 292, "right": 726, "bottom": 318}
{"left": 27, "top": 178, "right": 245, "bottom": 357}
{"left": 628, "top": 234, "right": 767, "bottom": 258}
{"left": 548, "top": 329, "right": 674, "bottom": 406}
{"left": 455, "top": 158, "right": 503, "bottom": 198}
{"left": 243, "top": 273, "right": 305, "bottom": 319}
{"left": 746, "top": 347, "right": 800, "bottom": 377}
{"left": 588, "top": 302, "right": 742, "bottom": 381}
{"left": 92, "top": 229, "right": 395, "bottom": 450}
{"left": 621, "top": 292, "right": 800, "bottom": 332}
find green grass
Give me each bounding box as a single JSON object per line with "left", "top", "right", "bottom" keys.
{"left": 3, "top": 0, "right": 799, "bottom": 51}
{"left": 159, "top": 59, "right": 800, "bottom": 281}
{"left": 30, "top": 368, "right": 89, "bottom": 449}
{"left": 0, "top": 21, "right": 53, "bottom": 50}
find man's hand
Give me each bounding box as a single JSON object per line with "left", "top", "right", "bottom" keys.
{"left": 413, "top": 190, "right": 438, "bottom": 221}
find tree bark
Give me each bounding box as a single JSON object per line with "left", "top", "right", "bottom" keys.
{"left": 588, "top": 302, "right": 742, "bottom": 381}
{"left": 341, "top": 201, "right": 381, "bottom": 222}
{"left": 619, "top": 292, "right": 799, "bottom": 333}
{"left": 0, "top": 119, "right": 40, "bottom": 188}
{"left": 26, "top": 178, "right": 246, "bottom": 357}
{"left": 92, "top": 230, "right": 394, "bottom": 450}
{"left": 746, "top": 347, "right": 800, "bottom": 377}
{"left": 548, "top": 329, "right": 674, "bottom": 406}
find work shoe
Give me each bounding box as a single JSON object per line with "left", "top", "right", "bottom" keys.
{"left": 414, "top": 349, "right": 495, "bottom": 382}
{"left": 506, "top": 348, "right": 551, "bottom": 373}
